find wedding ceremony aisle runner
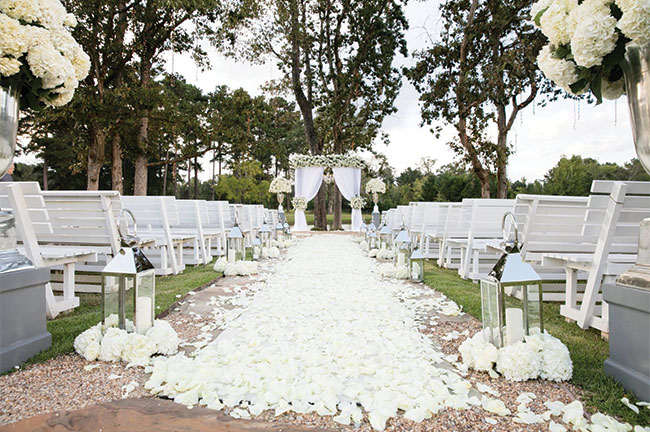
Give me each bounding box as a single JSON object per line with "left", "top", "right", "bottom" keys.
{"left": 145, "top": 235, "right": 496, "bottom": 430}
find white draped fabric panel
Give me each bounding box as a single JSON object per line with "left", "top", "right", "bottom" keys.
{"left": 293, "top": 166, "right": 324, "bottom": 231}
{"left": 333, "top": 167, "right": 362, "bottom": 231}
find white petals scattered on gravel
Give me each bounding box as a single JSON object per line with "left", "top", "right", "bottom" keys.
{"left": 145, "top": 235, "right": 475, "bottom": 430}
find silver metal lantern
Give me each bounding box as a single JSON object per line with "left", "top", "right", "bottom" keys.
{"left": 275, "top": 222, "right": 285, "bottom": 242}
{"left": 227, "top": 223, "right": 244, "bottom": 262}
{"left": 368, "top": 231, "right": 378, "bottom": 249}
{"left": 283, "top": 222, "right": 291, "bottom": 239}
{"left": 480, "top": 212, "right": 544, "bottom": 348}
{"left": 410, "top": 247, "right": 425, "bottom": 283}
{"left": 259, "top": 221, "right": 272, "bottom": 249}
{"left": 379, "top": 225, "right": 392, "bottom": 250}
{"left": 252, "top": 236, "right": 262, "bottom": 261}
{"left": 102, "top": 209, "right": 155, "bottom": 335}
{"left": 393, "top": 228, "right": 411, "bottom": 271}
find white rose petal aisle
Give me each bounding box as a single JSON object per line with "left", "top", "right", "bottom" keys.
{"left": 144, "top": 235, "right": 485, "bottom": 430}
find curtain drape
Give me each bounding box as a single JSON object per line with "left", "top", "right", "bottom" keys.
{"left": 293, "top": 166, "right": 324, "bottom": 231}
{"left": 333, "top": 167, "right": 362, "bottom": 231}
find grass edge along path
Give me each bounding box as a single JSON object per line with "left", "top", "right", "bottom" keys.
{"left": 423, "top": 261, "right": 650, "bottom": 426}
{"left": 17, "top": 263, "right": 222, "bottom": 369}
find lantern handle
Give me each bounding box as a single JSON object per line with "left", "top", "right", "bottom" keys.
{"left": 501, "top": 211, "right": 519, "bottom": 247}
{"left": 117, "top": 208, "right": 139, "bottom": 246}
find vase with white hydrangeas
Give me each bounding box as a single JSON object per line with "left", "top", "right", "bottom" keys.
{"left": 532, "top": 0, "right": 650, "bottom": 173}
{"left": 269, "top": 176, "right": 292, "bottom": 221}
{"left": 0, "top": 0, "right": 89, "bottom": 271}
{"left": 365, "top": 178, "right": 386, "bottom": 227}
{"left": 291, "top": 196, "right": 307, "bottom": 212}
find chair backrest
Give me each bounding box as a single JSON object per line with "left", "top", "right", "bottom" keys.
{"left": 421, "top": 202, "right": 445, "bottom": 238}
{"left": 408, "top": 202, "right": 427, "bottom": 233}
{"left": 584, "top": 180, "right": 650, "bottom": 256}
{"left": 466, "top": 199, "right": 516, "bottom": 240}
{"left": 441, "top": 202, "right": 465, "bottom": 238}
{"left": 121, "top": 196, "right": 170, "bottom": 234}
{"left": 0, "top": 182, "right": 51, "bottom": 265}
{"left": 176, "top": 199, "right": 203, "bottom": 229}
{"left": 41, "top": 190, "right": 122, "bottom": 253}
{"left": 513, "top": 194, "right": 590, "bottom": 260}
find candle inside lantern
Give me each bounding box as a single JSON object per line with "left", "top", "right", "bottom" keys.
{"left": 412, "top": 262, "right": 421, "bottom": 279}
{"left": 227, "top": 248, "right": 235, "bottom": 263}
{"left": 397, "top": 252, "right": 405, "bottom": 267}
{"left": 135, "top": 296, "right": 153, "bottom": 334}
{"left": 505, "top": 308, "right": 524, "bottom": 345}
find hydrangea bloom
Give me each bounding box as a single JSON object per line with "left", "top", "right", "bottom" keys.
{"left": 568, "top": 0, "right": 618, "bottom": 68}
{"left": 616, "top": 0, "right": 650, "bottom": 46}
{"left": 0, "top": 0, "right": 89, "bottom": 108}
{"left": 365, "top": 178, "right": 386, "bottom": 194}
{"left": 538, "top": 0, "right": 579, "bottom": 45}
{"left": 73, "top": 324, "right": 103, "bottom": 361}
{"left": 146, "top": 320, "right": 180, "bottom": 356}
{"left": 537, "top": 45, "right": 579, "bottom": 90}
{"left": 496, "top": 341, "right": 541, "bottom": 381}
{"left": 268, "top": 177, "right": 292, "bottom": 194}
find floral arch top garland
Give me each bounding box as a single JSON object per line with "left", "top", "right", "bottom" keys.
{"left": 288, "top": 153, "right": 367, "bottom": 169}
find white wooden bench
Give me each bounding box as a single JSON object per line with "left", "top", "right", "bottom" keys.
{"left": 438, "top": 201, "right": 471, "bottom": 269}
{"left": 0, "top": 182, "right": 99, "bottom": 318}
{"left": 176, "top": 199, "right": 224, "bottom": 264}
{"left": 121, "top": 196, "right": 195, "bottom": 275}
{"left": 494, "top": 194, "right": 591, "bottom": 302}
{"left": 421, "top": 203, "right": 446, "bottom": 259}
{"left": 408, "top": 202, "right": 427, "bottom": 245}
{"left": 543, "top": 180, "right": 650, "bottom": 332}
{"left": 40, "top": 190, "right": 158, "bottom": 293}
{"left": 447, "top": 199, "right": 515, "bottom": 281}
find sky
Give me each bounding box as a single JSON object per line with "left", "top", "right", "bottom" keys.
{"left": 20, "top": 1, "right": 634, "bottom": 182}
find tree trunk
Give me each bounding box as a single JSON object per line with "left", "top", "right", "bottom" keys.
{"left": 42, "top": 158, "right": 48, "bottom": 190}
{"left": 87, "top": 126, "right": 106, "bottom": 191}
{"left": 134, "top": 58, "right": 152, "bottom": 196}
{"left": 194, "top": 154, "right": 198, "bottom": 199}
{"left": 496, "top": 129, "right": 508, "bottom": 198}
{"left": 332, "top": 188, "right": 342, "bottom": 230}
{"left": 172, "top": 162, "right": 177, "bottom": 197}
{"left": 111, "top": 132, "right": 123, "bottom": 193}
{"left": 287, "top": 0, "right": 326, "bottom": 230}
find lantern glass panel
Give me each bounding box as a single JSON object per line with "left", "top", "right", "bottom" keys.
{"left": 134, "top": 269, "right": 155, "bottom": 334}
{"left": 101, "top": 274, "right": 135, "bottom": 331}
{"left": 411, "top": 259, "right": 424, "bottom": 282}
{"left": 480, "top": 279, "right": 503, "bottom": 348}
{"left": 523, "top": 283, "right": 542, "bottom": 334}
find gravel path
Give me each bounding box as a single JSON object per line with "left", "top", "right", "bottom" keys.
{"left": 1, "top": 233, "right": 583, "bottom": 431}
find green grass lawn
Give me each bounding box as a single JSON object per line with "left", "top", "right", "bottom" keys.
{"left": 20, "top": 263, "right": 221, "bottom": 368}
{"left": 423, "top": 261, "right": 650, "bottom": 426}
{"left": 284, "top": 211, "right": 353, "bottom": 227}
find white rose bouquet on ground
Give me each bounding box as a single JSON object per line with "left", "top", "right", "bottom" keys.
{"left": 268, "top": 176, "right": 292, "bottom": 194}
{"left": 350, "top": 195, "right": 366, "bottom": 210}
{"left": 291, "top": 197, "right": 307, "bottom": 211}
{"left": 532, "top": 0, "right": 649, "bottom": 102}
{"left": 365, "top": 178, "right": 386, "bottom": 194}
{"left": 0, "top": 0, "right": 90, "bottom": 108}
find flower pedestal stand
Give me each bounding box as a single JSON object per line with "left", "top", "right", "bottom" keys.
{"left": 372, "top": 193, "right": 380, "bottom": 228}
{"left": 0, "top": 267, "right": 51, "bottom": 373}
{"left": 277, "top": 193, "right": 286, "bottom": 224}
{"left": 604, "top": 219, "right": 650, "bottom": 401}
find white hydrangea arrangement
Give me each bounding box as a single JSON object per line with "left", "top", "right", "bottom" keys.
{"left": 350, "top": 195, "right": 366, "bottom": 210}
{"left": 213, "top": 257, "right": 259, "bottom": 276}
{"left": 291, "top": 196, "right": 307, "bottom": 211}
{"left": 376, "top": 248, "right": 395, "bottom": 260}
{"left": 379, "top": 263, "right": 409, "bottom": 279}
{"left": 0, "top": 0, "right": 90, "bottom": 108}
{"left": 288, "top": 153, "right": 367, "bottom": 169}
{"left": 74, "top": 316, "right": 179, "bottom": 366}
{"left": 268, "top": 176, "right": 292, "bottom": 194}
{"left": 365, "top": 178, "right": 386, "bottom": 194}
{"left": 531, "top": 0, "right": 650, "bottom": 102}
{"left": 458, "top": 328, "right": 572, "bottom": 382}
